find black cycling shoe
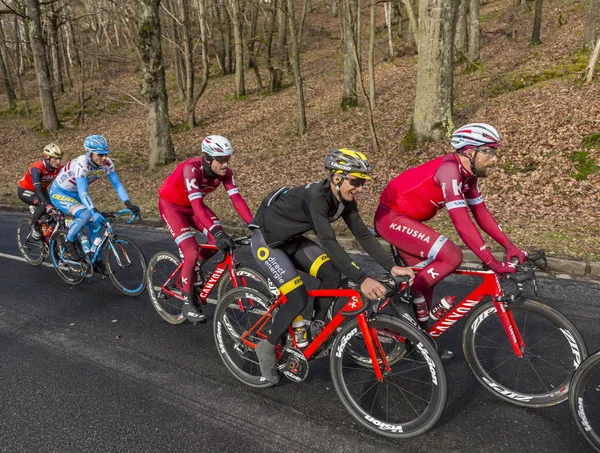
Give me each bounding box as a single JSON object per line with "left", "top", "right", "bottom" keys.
{"left": 181, "top": 293, "right": 207, "bottom": 324}
{"left": 30, "top": 224, "right": 42, "bottom": 241}
{"left": 65, "top": 240, "right": 80, "bottom": 262}
{"left": 256, "top": 339, "right": 280, "bottom": 384}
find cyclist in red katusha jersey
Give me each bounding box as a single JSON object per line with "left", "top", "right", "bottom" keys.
{"left": 158, "top": 135, "right": 254, "bottom": 323}
{"left": 375, "top": 123, "right": 528, "bottom": 329}
{"left": 18, "top": 143, "right": 64, "bottom": 240}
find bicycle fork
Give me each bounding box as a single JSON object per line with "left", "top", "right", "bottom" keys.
{"left": 492, "top": 298, "right": 526, "bottom": 358}
{"left": 357, "top": 314, "right": 390, "bottom": 381}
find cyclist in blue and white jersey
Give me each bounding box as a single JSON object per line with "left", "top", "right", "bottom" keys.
{"left": 49, "top": 135, "right": 140, "bottom": 263}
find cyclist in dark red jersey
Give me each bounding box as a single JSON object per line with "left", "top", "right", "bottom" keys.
{"left": 158, "top": 135, "right": 253, "bottom": 323}
{"left": 18, "top": 144, "right": 63, "bottom": 240}
{"left": 375, "top": 123, "right": 527, "bottom": 323}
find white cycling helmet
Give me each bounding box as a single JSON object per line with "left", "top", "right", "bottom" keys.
{"left": 451, "top": 123, "right": 501, "bottom": 151}
{"left": 201, "top": 135, "right": 233, "bottom": 157}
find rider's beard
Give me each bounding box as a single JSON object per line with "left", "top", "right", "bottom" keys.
{"left": 473, "top": 163, "right": 490, "bottom": 178}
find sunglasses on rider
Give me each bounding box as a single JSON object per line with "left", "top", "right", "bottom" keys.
{"left": 345, "top": 176, "right": 367, "bottom": 187}
{"left": 213, "top": 155, "right": 231, "bottom": 164}
{"left": 478, "top": 147, "right": 497, "bottom": 156}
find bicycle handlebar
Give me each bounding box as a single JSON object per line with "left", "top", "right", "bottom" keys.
{"left": 342, "top": 275, "right": 409, "bottom": 317}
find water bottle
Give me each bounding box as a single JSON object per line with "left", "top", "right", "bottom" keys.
{"left": 80, "top": 234, "right": 91, "bottom": 254}
{"left": 412, "top": 296, "right": 429, "bottom": 330}
{"left": 45, "top": 224, "right": 54, "bottom": 238}
{"left": 90, "top": 237, "right": 102, "bottom": 254}
{"left": 292, "top": 316, "right": 308, "bottom": 348}
{"left": 41, "top": 224, "right": 49, "bottom": 237}
{"left": 429, "top": 296, "right": 456, "bottom": 322}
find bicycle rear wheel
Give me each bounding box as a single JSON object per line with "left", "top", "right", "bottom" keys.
{"left": 216, "top": 266, "right": 273, "bottom": 302}
{"left": 569, "top": 351, "right": 600, "bottom": 452}
{"left": 213, "top": 287, "right": 276, "bottom": 388}
{"left": 147, "top": 251, "right": 185, "bottom": 324}
{"left": 463, "top": 299, "right": 588, "bottom": 408}
{"left": 102, "top": 235, "right": 147, "bottom": 296}
{"left": 49, "top": 230, "right": 85, "bottom": 285}
{"left": 330, "top": 315, "right": 447, "bottom": 439}
{"left": 16, "top": 218, "right": 45, "bottom": 266}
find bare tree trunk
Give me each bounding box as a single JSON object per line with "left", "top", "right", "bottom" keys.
{"left": 584, "top": 0, "right": 599, "bottom": 49}
{"left": 408, "top": 0, "right": 455, "bottom": 147}
{"left": 368, "top": 0, "right": 376, "bottom": 109}
{"left": 48, "top": 9, "right": 64, "bottom": 94}
{"left": 0, "top": 17, "right": 17, "bottom": 109}
{"left": 384, "top": 3, "right": 394, "bottom": 58}
{"left": 26, "top": 0, "right": 60, "bottom": 131}
{"left": 228, "top": 0, "right": 245, "bottom": 97}
{"left": 59, "top": 27, "right": 73, "bottom": 89}
{"left": 138, "top": 0, "right": 176, "bottom": 169}
{"left": 287, "top": 0, "right": 307, "bottom": 134}
{"left": 274, "top": 0, "right": 288, "bottom": 91}
{"left": 341, "top": 0, "right": 358, "bottom": 110}
{"left": 191, "top": 0, "right": 210, "bottom": 119}
{"left": 247, "top": 1, "right": 262, "bottom": 91}
{"left": 265, "top": 0, "right": 278, "bottom": 91}
{"left": 454, "top": 0, "right": 466, "bottom": 62}
{"left": 467, "top": 0, "right": 480, "bottom": 70}
{"left": 179, "top": 0, "right": 197, "bottom": 128}
{"left": 332, "top": 0, "right": 338, "bottom": 17}
{"left": 403, "top": 0, "right": 419, "bottom": 52}
{"left": 166, "top": 0, "right": 186, "bottom": 100}
{"left": 585, "top": 38, "right": 600, "bottom": 83}
{"left": 530, "top": 0, "right": 543, "bottom": 46}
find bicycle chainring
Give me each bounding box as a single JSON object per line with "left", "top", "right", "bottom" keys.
{"left": 280, "top": 347, "right": 309, "bottom": 383}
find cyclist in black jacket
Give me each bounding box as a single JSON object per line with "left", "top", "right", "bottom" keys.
{"left": 250, "top": 148, "right": 414, "bottom": 383}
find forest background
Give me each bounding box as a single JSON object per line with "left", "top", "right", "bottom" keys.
{"left": 0, "top": 0, "right": 599, "bottom": 261}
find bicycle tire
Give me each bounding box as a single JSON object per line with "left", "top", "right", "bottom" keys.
{"left": 569, "top": 351, "right": 600, "bottom": 452}
{"left": 102, "top": 235, "right": 147, "bottom": 297}
{"left": 213, "top": 287, "right": 276, "bottom": 388}
{"left": 146, "top": 251, "right": 185, "bottom": 325}
{"left": 330, "top": 314, "right": 447, "bottom": 438}
{"left": 216, "top": 265, "right": 272, "bottom": 302}
{"left": 49, "top": 229, "right": 85, "bottom": 286}
{"left": 463, "top": 299, "right": 588, "bottom": 408}
{"left": 16, "top": 218, "right": 45, "bottom": 266}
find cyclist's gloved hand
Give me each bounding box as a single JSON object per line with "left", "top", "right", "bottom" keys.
{"left": 360, "top": 277, "right": 387, "bottom": 300}
{"left": 124, "top": 200, "right": 140, "bottom": 216}
{"left": 487, "top": 259, "right": 517, "bottom": 275}
{"left": 213, "top": 229, "right": 234, "bottom": 253}
{"left": 506, "top": 246, "right": 528, "bottom": 265}
{"left": 91, "top": 208, "right": 107, "bottom": 225}
{"left": 45, "top": 204, "right": 57, "bottom": 215}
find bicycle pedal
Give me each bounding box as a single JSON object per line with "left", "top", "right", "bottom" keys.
{"left": 279, "top": 347, "right": 309, "bottom": 383}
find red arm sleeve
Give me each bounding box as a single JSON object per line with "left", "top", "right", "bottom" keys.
{"left": 223, "top": 170, "right": 253, "bottom": 225}
{"left": 465, "top": 181, "right": 515, "bottom": 251}
{"left": 436, "top": 162, "right": 496, "bottom": 265}
{"left": 182, "top": 163, "right": 222, "bottom": 234}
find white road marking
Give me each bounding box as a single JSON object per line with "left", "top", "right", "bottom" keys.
{"left": 0, "top": 252, "right": 54, "bottom": 268}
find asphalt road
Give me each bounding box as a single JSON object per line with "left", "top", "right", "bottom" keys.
{"left": 1, "top": 211, "right": 599, "bottom": 453}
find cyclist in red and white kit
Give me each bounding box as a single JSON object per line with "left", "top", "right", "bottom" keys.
{"left": 158, "top": 135, "right": 253, "bottom": 323}
{"left": 375, "top": 123, "right": 528, "bottom": 323}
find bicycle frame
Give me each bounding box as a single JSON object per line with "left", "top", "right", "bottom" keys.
{"left": 159, "top": 244, "right": 245, "bottom": 305}
{"left": 402, "top": 265, "right": 526, "bottom": 358}
{"left": 241, "top": 288, "right": 392, "bottom": 380}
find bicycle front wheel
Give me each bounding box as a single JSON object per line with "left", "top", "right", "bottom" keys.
{"left": 330, "top": 314, "right": 447, "bottom": 439}
{"left": 102, "top": 235, "right": 147, "bottom": 296}
{"left": 214, "top": 287, "right": 276, "bottom": 388}
{"left": 147, "top": 251, "right": 185, "bottom": 325}
{"left": 16, "top": 218, "right": 45, "bottom": 266}
{"left": 463, "top": 299, "right": 588, "bottom": 408}
{"left": 570, "top": 351, "right": 600, "bottom": 452}
{"left": 49, "top": 229, "right": 85, "bottom": 286}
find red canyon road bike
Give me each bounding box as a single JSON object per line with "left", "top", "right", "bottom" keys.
{"left": 147, "top": 236, "right": 272, "bottom": 324}
{"left": 362, "top": 248, "right": 589, "bottom": 408}
{"left": 214, "top": 276, "right": 447, "bottom": 439}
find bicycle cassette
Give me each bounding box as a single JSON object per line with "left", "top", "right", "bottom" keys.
{"left": 279, "top": 347, "right": 309, "bottom": 383}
